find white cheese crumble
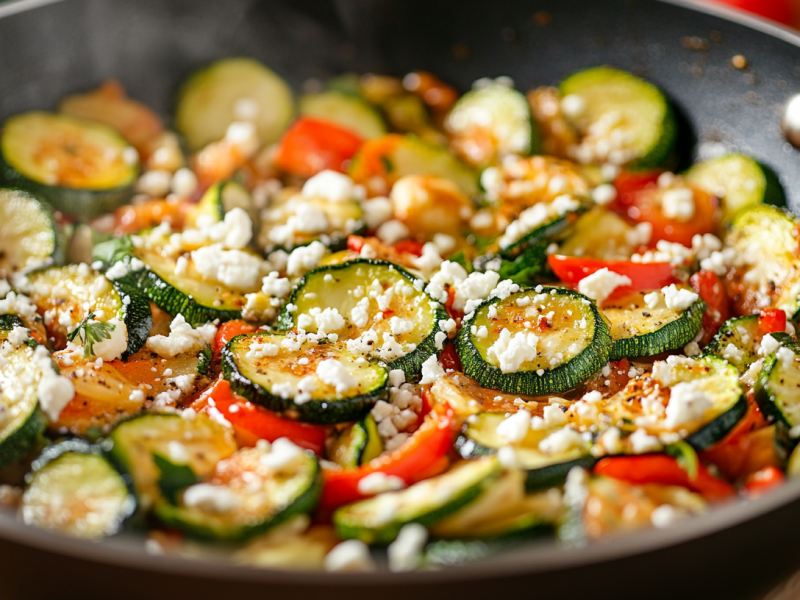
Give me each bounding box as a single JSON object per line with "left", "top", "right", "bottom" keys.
{"left": 419, "top": 354, "right": 445, "bottom": 385}
{"left": 259, "top": 438, "right": 305, "bottom": 472}
{"left": 629, "top": 428, "right": 663, "bottom": 454}
{"left": 357, "top": 472, "right": 407, "bottom": 495}
{"left": 495, "top": 410, "right": 531, "bottom": 443}
{"left": 759, "top": 333, "right": 781, "bottom": 356}
{"left": 387, "top": 523, "right": 428, "bottom": 572}
{"left": 487, "top": 329, "right": 539, "bottom": 374}
{"left": 661, "top": 187, "right": 695, "bottom": 221}
{"left": 539, "top": 426, "right": 583, "bottom": 454}
{"left": 721, "top": 343, "right": 744, "bottom": 364}
{"left": 651, "top": 504, "right": 686, "bottom": 529}
{"left": 91, "top": 318, "right": 128, "bottom": 361}
{"left": 577, "top": 268, "right": 631, "bottom": 305}
{"left": 361, "top": 196, "right": 393, "bottom": 230}
{"left": 376, "top": 220, "right": 410, "bottom": 245}
{"left": 182, "top": 484, "right": 239, "bottom": 513}
{"left": 302, "top": 170, "right": 355, "bottom": 203}
{"left": 316, "top": 359, "right": 357, "bottom": 394}
{"left": 191, "top": 244, "right": 265, "bottom": 291}
{"left": 661, "top": 284, "right": 699, "bottom": 311}
{"left": 665, "top": 381, "right": 712, "bottom": 429}
{"left": 261, "top": 271, "right": 292, "bottom": 298}
{"left": 146, "top": 314, "right": 217, "bottom": 358}
{"left": 324, "top": 540, "right": 376, "bottom": 572}
{"left": 286, "top": 241, "right": 327, "bottom": 277}
{"left": 453, "top": 271, "right": 501, "bottom": 313}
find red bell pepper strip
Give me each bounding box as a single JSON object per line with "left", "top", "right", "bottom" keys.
{"left": 320, "top": 403, "right": 456, "bottom": 510}
{"left": 438, "top": 343, "right": 462, "bottom": 372}
{"left": 690, "top": 270, "right": 731, "bottom": 342}
{"left": 393, "top": 239, "right": 424, "bottom": 257}
{"left": 742, "top": 466, "right": 785, "bottom": 497}
{"left": 214, "top": 320, "right": 257, "bottom": 356}
{"left": 547, "top": 255, "right": 676, "bottom": 292}
{"left": 758, "top": 308, "right": 787, "bottom": 336}
{"left": 275, "top": 117, "right": 364, "bottom": 178}
{"left": 593, "top": 454, "right": 735, "bottom": 501}
{"left": 192, "top": 379, "right": 327, "bottom": 455}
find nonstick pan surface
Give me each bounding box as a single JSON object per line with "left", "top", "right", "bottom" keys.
{"left": 1, "top": 0, "right": 800, "bottom": 598}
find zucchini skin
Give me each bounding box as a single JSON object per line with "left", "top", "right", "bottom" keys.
{"left": 500, "top": 208, "right": 586, "bottom": 260}
{"left": 221, "top": 334, "right": 389, "bottom": 425}
{"left": 114, "top": 281, "right": 153, "bottom": 358}
{"left": 608, "top": 298, "right": 706, "bottom": 360}
{"left": 0, "top": 409, "right": 47, "bottom": 471}
{"left": 455, "top": 288, "right": 611, "bottom": 396}
{"left": 278, "top": 258, "right": 449, "bottom": 382}
{"left": 0, "top": 187, "right": 66, "bottom": 269}
{"left": 684, "top": 394, "right": 747, "bottom": 451}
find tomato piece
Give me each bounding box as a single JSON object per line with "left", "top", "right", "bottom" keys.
{"left": 742, "top": 466, "right": 785, "bottom": 497}
{"left": 214, "top": 320, "right": 257, "bottom": 356}
{"left": 347, "top": 134, "right": 404, "bottom": 196}
{"left": 439, "top": 343, "right": 462, "bottom": 372}
{"left": 346, "top": 235, "right": 365, "bottom": 253}
{"left": 547, "top": 255, "right": 676, "bottom": 292}
{"left": 319, "top": 403, "right": 456, "bottom": 510}
{"left": 393, "top": 239, "right": 424, "bottom": 257}
{"left": 690, "top": 270, "right": 731, "bottom": 343}
{"left": 275, "top": 117, "right": 364, "bottom": 178}
{"left": 108, "top": 199, "right": 193, "bottom": 235}
{"left": 612, "top": 172, "right": 717, "bottom": 246}
{"left": 192, "top": 379, "right": 326, "bottom": 455}
{"left": 758, "top": 308, "right": 787, "bottom": 336}
{"left": 593, "top": 454, "right": 735, "bottom": 501}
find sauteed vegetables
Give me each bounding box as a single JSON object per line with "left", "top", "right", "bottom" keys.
{"left": 0, "top": 58, "right": 796, "bottom": 572}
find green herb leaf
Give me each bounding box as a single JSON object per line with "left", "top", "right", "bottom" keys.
{"left": 153, "top": 453, "right": 199, "bottom": 505}
{"left": 92, "top": 236, "right": 133, "bottom": 268}
{"left": 67, "top": 312, "right": 116, "bottom": 359}
{"left": 196, "top": 344, "right": 213, "bottom": 376}
{"left": 448, "top": 250, "right": 473, "bottom": 274}
{"left": 666, "top": 440, "right": 699, "bottom": 480}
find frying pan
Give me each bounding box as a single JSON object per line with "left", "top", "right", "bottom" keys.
{"left": 1, "top": 0, "right": 800, "bottom": 598}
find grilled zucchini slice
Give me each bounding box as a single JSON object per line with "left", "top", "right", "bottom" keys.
{"left": 604, "top": 289, "right": 705, "bottom": 360}
{"left": 684, "top": 153, "right": 785, "bottom": 224}
{"left": 455, "top": 287, "right": 611, "bottom": 396}
{"left": 754, "top": 340, "right": 800, "bottom": 435}
{"left": 0, "top": 188, "right": 63, "bottom": 275}
{"left": 328, "top": 414, "right": 383, "bottom": 468}
{"left": 456, "top": 412, "right": 595, "bottom": 491}
{"left": 175, "top": 57, "right": 294, "bottom": 151}
{"left": 278, "top": 259, "right": 449, "bottom": 382}
{"left": 186, "top": 180, "right": 255, "bottom": 229}
{"left": 24, "top": 264, "right": 152, "bottom": 356}
{"left": 559, "top": 66, "right": 676, "bottom": 168}
{"left": 558, "top": 207, "right": 642, "bottom": 260}
{"left": 300, "top": 90, "right": 386, "bottom": 139}
{"left": 108, "top": 413, "right": 237, "bottom": 511}
{"left": 0, "top": 112, "right": 137, "bottom": 217}
{"left": 155, "top": 442, "right": 321, "bottom": 541}
{"left": 445, "top": 83, "right": 539, "bottom": 168}
{"left": 21, "top": 439, "right": 135, "bottom": 539}
{"left": 334, "top": 457, "right": 502, "bottom": 544}
{"left": 222, "top": 332, "right": 388, "bottom": 424}
{"left": 706, "top": 314, "right": 762, "bottom": 372}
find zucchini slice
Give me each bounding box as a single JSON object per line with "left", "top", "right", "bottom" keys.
{"left": 0, "top": 188, "right": 63, "bottom": 275}
{"left": 328, "top": 414, "right": 383, "bottom": 468}
{"left": 706, "top": 314, "right": 762, "bottom": 372}
{"left": 725, "top": 204, "right": 800, "bottom": 319}
{"left": 155, "top": 443, "right": 321, "bottom": 541}
{"left": 684, "top": 153, "right": 785, "bottom": 224}
{"left": 278, "top": 259, "right": 449, "bottom": 382}
{"left": 754, "top": 340, "right": 800, "bottom": 433}
{"left": 445, "top": 83, "right": 539, "bottom": 168}
{"left": 108, "top": 413, "right": 237, "bottom": 511}
{"left": 456, "top": 412, "right": 595, "bottom": 491}
{"left": 559, "top": 67, "right": 676, "bottom": 168}
{"left": 175, "top": 57, "right": 294, "bottom": 151}
{"left": 498, "top": 199, "right": 587, "bottom": 260}
{"left": 334, "top": 457, "right": 502, "bottom": 544}
{"left": 24, "top": 264, "right": 152, "bottom": 357}
{"left": 0, "top": 112, "right": 138, "bottom": 217}
{"left": 258, "top": 193, "right": 364, "bottom": 252}
{"left": 21, "top": 440, "right": 135, "bottom": 539}
{"left": 0, "top": 325, "right": 49, "bottom": 470}
{"left": 603, "top": 289, "right": 705, "bottom": 360}
{"left": 299, "top": 91, "right": 386, "bottom": 139}
{"left": 186, "top": 180, "right": 255, "bottom": 229}
{"left": 455, "top": 287, "right": 611, "bottom": 396}
{"left": 602, "top": 354, "right": 746, "bottom": 450}
{"left": 222, "top": 332, "right": 388, "bottom": 424}
{"left": 558, "top": 207, "right": 642, "bottom": 260}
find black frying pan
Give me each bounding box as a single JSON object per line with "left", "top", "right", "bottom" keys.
{"left": 1, "top": 0, "right": 800, "bottom": 598}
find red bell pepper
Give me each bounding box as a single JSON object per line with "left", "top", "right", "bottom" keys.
{"left": 594, "top": 454, "right": 735, "bottom": 501}
{"left": 320, "top": 403, "right": 456, "bottom": 510}
{"left": 214, "top": 320, "right": 257, "bottom": 356}
{"left": 690, "top": 270, "right": 731, "bottom": 342}
{"left": 192, "top": 379, "right": 327, "bottom": 455}
{"left": 275, "top": 117, "right": 364, "bottom": 178}
{"left": 742, "top": 466, "right": 785, "bottom": 497}
{"left": 438, "top": 343, "right": 462, "bottom": 372}
{"left": 758, "top": 308, "right": 787, "bottom": 336}
{"left": 393, "top": 239, "right": 424, "bottom": 257}
{"left": 547, "top": 255, "right": 676, "bottom": 292}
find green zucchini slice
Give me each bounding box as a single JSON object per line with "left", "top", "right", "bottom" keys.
{"left": 299, "top": 90, "right": 386, "bottom": 139}
{"left": 108, "top": 413, "right": 237, "bottom": 511}
{"left": 706, "top": 314, "right": 762, "bottom": 372}
{"left": 726, "top": 204, "right": 800, "bottom": 319}
{"left": 24, "top": 264, "right": 152, "bottom": 357}
{"left": 684, "top": 153, "right": 785, "bottom": 224}
{"left": 333, "top": 457, "right": 502, "bottom": 544}
{"left": 0, "top": 188, "right": 63, "bottom": 275}
{"left": 258, "top": 193, "right": 364, "bottom": 252}
{"left": 498, "top": 199, "right": 587, "bottom": 260}
{"left": 603, "top": 289, "right": 705, "bottom": 360}
{"left": 455, "top": 287, "right": 611, "bottom": 396}
{"left": 222, "top": 332, "right": 388, "bottom": 424}
{"left": 175, "top": 57, "right": 294, "bottom": 151}
{"left": 278, "top": 259, "right": 449, "bottom": 382}
{"left": 155, "top": 443, "right": 321, "bottom": 541}
{"left": 559, "top": 66, "right": 676, "bottom": 168}
{"left": 445, "top": 83, "right": 540, "bottom": 168}
{"left": 754, "top": 340, "right": 800, "bottom": 432}
{"left": 558, "top": 207, "right": 642, "bottom": 260}
{"left": 603, "top": 354, "right": 746, "bottom": 451}
{"left": 186, "top": 180, "right": 255, "bottom": 229}
{"left": 21, "top": 440, "right": 135, "bottom": 539}
{"left": 0, "top": 112, "right": 138, "bottom": 217}
{"left": 456, "top": 412, "right": 595, "bottom": 491}
{"left": 328, "top": 414, "right": 383, "bottom": 468}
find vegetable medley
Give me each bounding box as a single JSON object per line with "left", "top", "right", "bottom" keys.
{"left": 0, "top": 57, "right": 797, "bottom": 572}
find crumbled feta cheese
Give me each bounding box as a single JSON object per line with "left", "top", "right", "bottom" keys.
{"left": 91, "top": 318, "right": 128, "bottom": 361}
{"left": 777, "top": 346, "right": 797, "bottom": 368}
{"left": 245, "top": 341, "right": 279, "bottom": 359}
{"left": 324, "top": 540, "right": 376, "bottom": 572}
{"left": 413, "top": 243, "right": 443, "bottom": 272}
{"left": 105, "top": 261, "right": 129, "bottom": 280}
{"left": 661, "top": 284, "right": 699, "bottom": 311}
{"left": 543, "top": 403, "right": 567, "bottom": 427}
{"left": 171, "top": 167, "right": 197, "bottom": 198}
{"left": 629, "top": 428, "right": 662, "bottom": 454}
{"left": 191, "top": 245, "right": 264, "bottom": 292}
{"left": 261, "top": 272, "right": 292, "bottom": 298}
{"left": 387, "top": 523, "right": 427, "bottom": 572}
{"left": 496, "top": 410, "right": 531, "bottom": 443}
{"left": 684, "top": 341, "right": 701, "bottom": 357}
{"left": 490, "top": 279, "right": 520, "bottom": 301}
{"left": 376, "top": 220, "right": 410, "bottom": 245}
{"left": 137, "top": 169, "right": 172, "bottom": 197}
{"left": 487, "top": 328, "right": 539, "bottom": 374}
{"left": 661, "top": 188, "right": 695, "bottom": 221}
{"left": 578, "top": 268, "right": 631, "bottom": 305}
{"left": 643, "top": 291, "right": 662, "bottom": 310}
{"left": 591, "top": 183, "right": 617, "bottom": 205}
{"left": 302, "top": 170, "right": 355, "bottom": 203}
{"left": 454, "top": 271, "right": 501, "bottom": 313}
{"left": 721, "top": 343, "right": 744, "bottom": 364}
{"left": 183, "top": 483, "right": 239, "bottom": 513}
{"left": 389, "top": 317, "right": 415, "bottom": 336}
{"left": 651, "top": 504, "right": 686, "bottom": 529}
{"left": 361, "top": 196, "right": 393, "bottom": 230}
{"left": 316, "top": 359, "right": 357, "bottom": 394}
{"left": 314, "top": 307, "right": 346, "bottom": 338}
{"left": 759, "top": 334, "right": 781, "bottom": 356}
{"left": 146, "top": 314, "right": 217, "bottom": 358}
{"left": 665, "top": 381, "right": 712, "bottom": 429}
{"left": 419, "top": 355, "right": 445, "bottom": 385}
{"left": 286, "top": 241, "right": 327, "bottom": 277}
{"left": 259, "top": 438, "right": 305, "bottom": 471}
{"left": 357, "top": 472, "right": 406, "bottom": 495}
{"left": 539, "top": 426, "right": 583, "bottom": 454}
{"left": 388, "top": 369, "right": 406, "bottom": 388}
